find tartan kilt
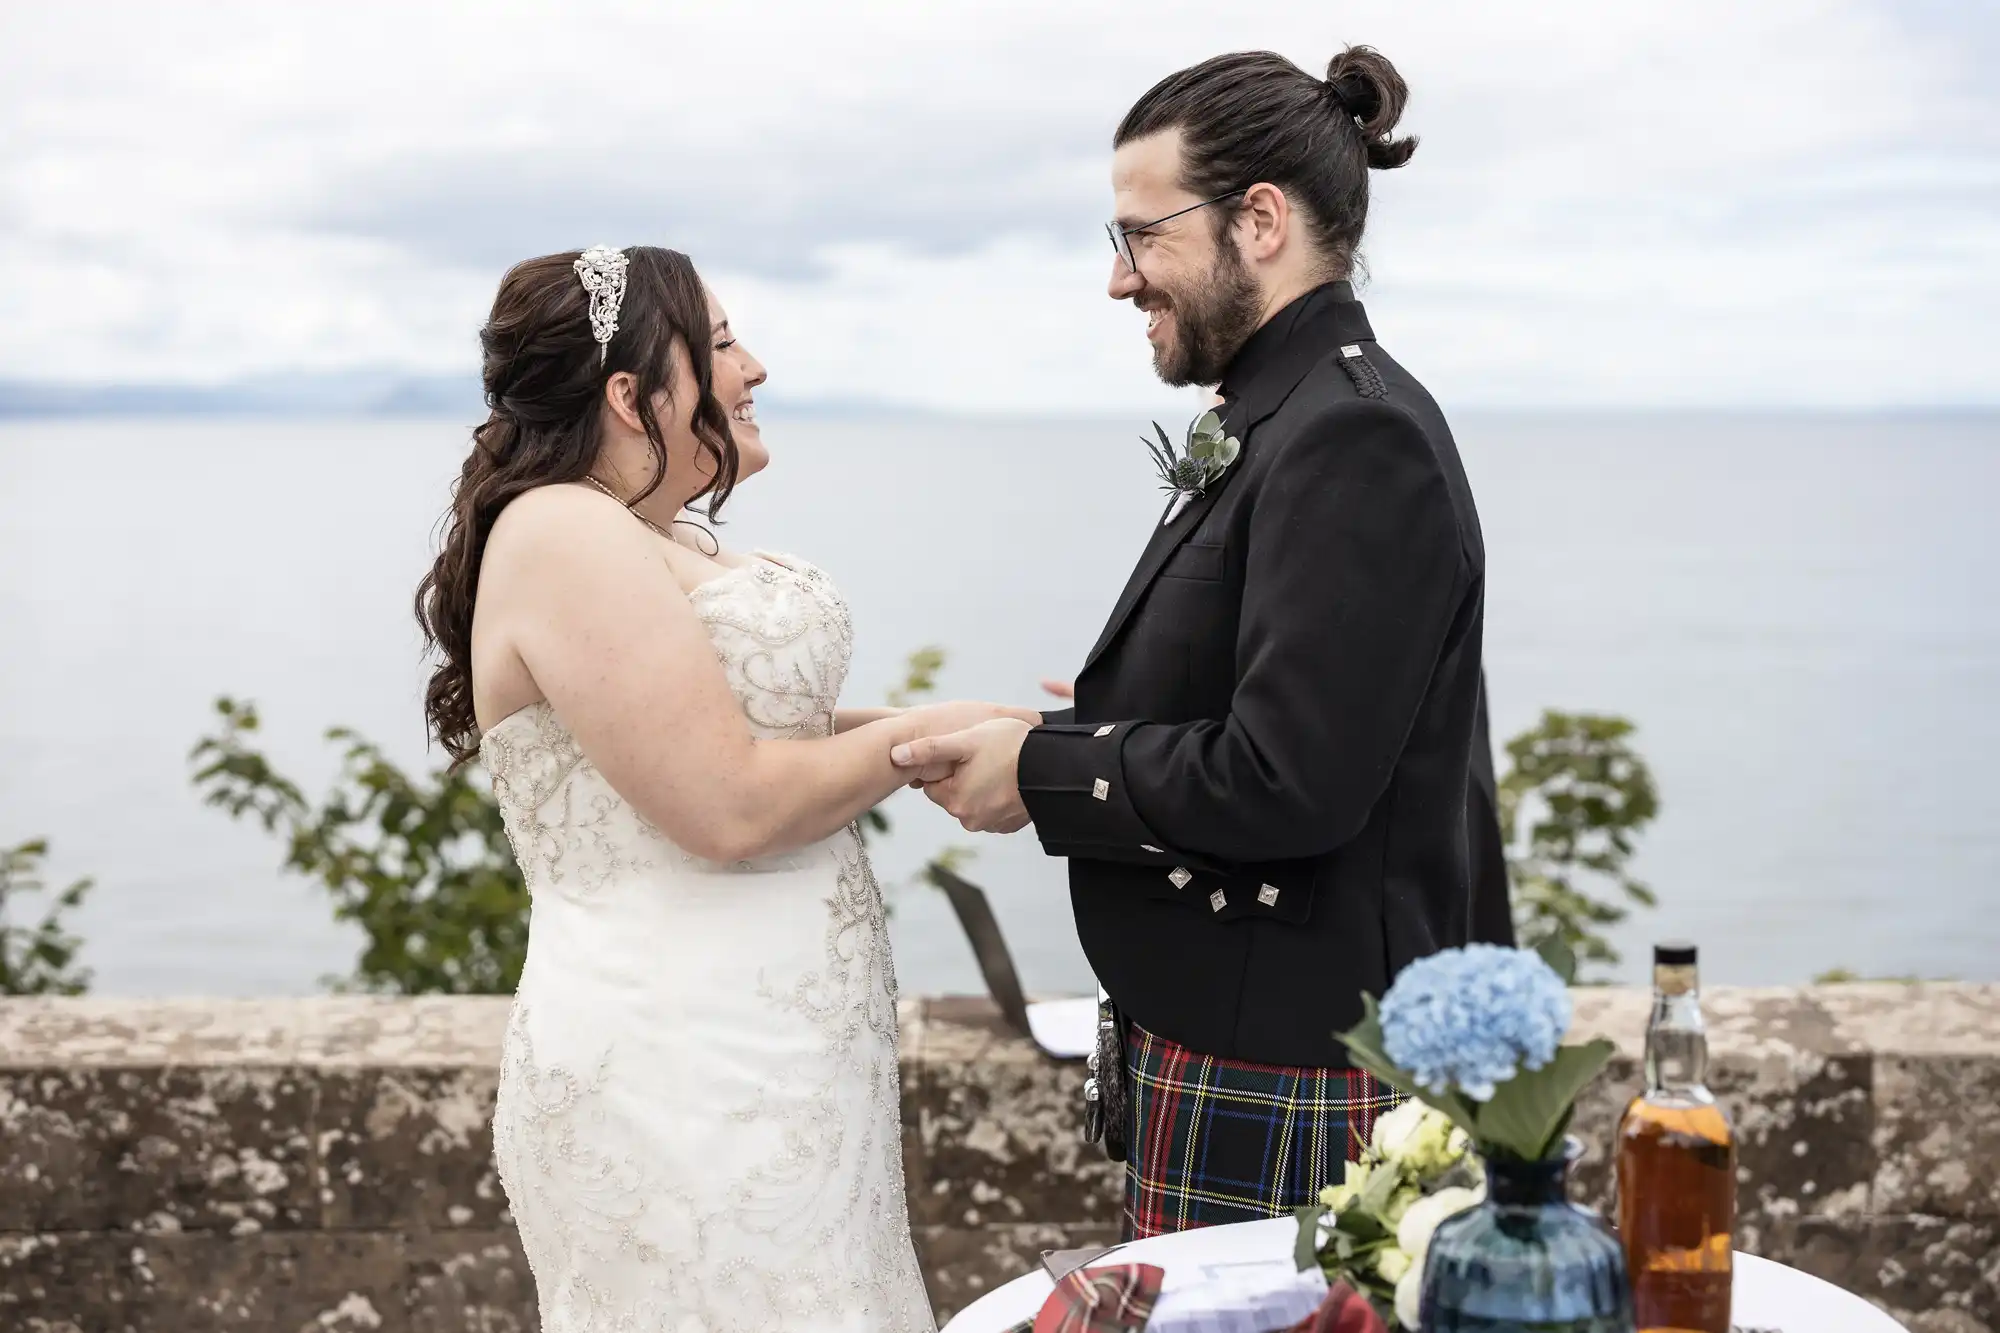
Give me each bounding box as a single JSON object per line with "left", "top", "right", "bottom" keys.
{"left": 1121, "top": 1020, "right": 1403, "bottom": 1240}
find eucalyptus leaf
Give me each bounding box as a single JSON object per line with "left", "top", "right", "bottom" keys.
{"left": 1294, "top": 1204, "right": 1325, "bottom": 1271}
{"left": 1145, "top": 411, "right": 1239, "bottom": 498}
{"left": 1471, "top": 1038, "right": 1616, "bottom": 1161}
{"left": 1358, "top": 1160, "right": 1402, "bottom": 1215}
{"left": 1335, "top": 1208, "right": 1391, "bottom": 1242}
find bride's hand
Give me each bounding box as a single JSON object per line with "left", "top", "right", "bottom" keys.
{"left": 895, "top": 702, "right": 1038, "bottom": 788}
{"left": 899, "top": 700, "right": 1042, "bottom": 745}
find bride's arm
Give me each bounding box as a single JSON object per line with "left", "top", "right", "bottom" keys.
{"left": 489, "top": 487, "right": 943, "bottom": 862}
{"left": 835, "top": 707, "right": 904, "bottom": 734}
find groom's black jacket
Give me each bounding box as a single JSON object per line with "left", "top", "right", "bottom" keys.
{"left": 1019, "top": 282, "right": 1489, "bottom": 1068}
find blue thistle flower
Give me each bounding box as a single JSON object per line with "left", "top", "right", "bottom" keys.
{"left": 1377, "top": 944, "right": 1572, "bottom": 1102}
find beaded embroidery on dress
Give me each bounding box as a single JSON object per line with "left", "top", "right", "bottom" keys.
{"left": 481, "top": 553, "right": 933, "bottom": 1333}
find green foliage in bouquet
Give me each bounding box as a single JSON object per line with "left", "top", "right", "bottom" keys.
{"left": 1293, "top": 1101, "right": 1483, "bottom": 1328}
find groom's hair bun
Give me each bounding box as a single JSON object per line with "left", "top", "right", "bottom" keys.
{"left": 1115, "top": 45, "right": 1419, "bottom": 279}
{"left": 1324, "top": 46, "right": 1417, "bottom": 171}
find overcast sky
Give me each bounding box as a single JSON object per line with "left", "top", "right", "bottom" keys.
{"left": 1, "top": 0, "right": 1994, "bottom": 412}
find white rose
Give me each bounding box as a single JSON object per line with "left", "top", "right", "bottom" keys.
{"left": 1371, "top": 1098, "right": 1430, "bottom": 1161}
{"left": 1320, "top": 1158, "right": 1372, "bottom": 1213}
{"left": 1394, "top": 1262, "right": 1423, "bottom": 1330}
{"left": 1401, "top": 1115, "right": 1461, "bottom": 1177}
{"left": 1375, "top": 1245, "right": 1413, "bottom": 1284}
{"left": 1394, "top": 1185, "right": 1482, "bottom": 1268}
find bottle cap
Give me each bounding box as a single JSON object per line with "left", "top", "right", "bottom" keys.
{"left": 1654, "top": 940, "right": 1698, "bottom": 966}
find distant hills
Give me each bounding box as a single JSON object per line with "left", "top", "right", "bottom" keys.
{"left": 11, "top": 376, "right": 1981, "bottom": 422}
{"left": 0, "top": 374, "right": 933, "bottom": 420}
{"left": 0, "top": 372, "right": 482, "bottom": 419}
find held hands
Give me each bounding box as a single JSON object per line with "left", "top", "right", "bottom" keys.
{"left": 897, "top": 700, "right": 1041, "bottom": 745}
{"left": 891, "top": 717, "right": 1034, "bottom": 834}
{"left": 888, "top": 678, "right": 1065, "bottom": 833}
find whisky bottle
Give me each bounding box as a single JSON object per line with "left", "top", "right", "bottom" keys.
{"left": 1616, "top": 941, "right": 1735, "bottom": 1333}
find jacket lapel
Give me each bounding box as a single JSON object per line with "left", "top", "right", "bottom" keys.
{"left": 1080, "top": 451, "right": 1239, "bottom": 672}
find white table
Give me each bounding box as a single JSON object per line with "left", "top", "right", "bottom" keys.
{"left": 940, "top": 1215, "right": 1908, "bottom": 1333}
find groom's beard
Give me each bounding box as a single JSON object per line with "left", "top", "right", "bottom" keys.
{"left": 1151, "top": 244, "right": 1263, "bottom": 388}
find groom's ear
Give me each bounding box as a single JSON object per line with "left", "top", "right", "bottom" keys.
{"left": 1235, "top": 181, "right": 1293, "bottom": 264}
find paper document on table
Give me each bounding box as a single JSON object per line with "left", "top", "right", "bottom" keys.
{"left": 1145, "top": 1258, "right": 1328, "bottom": 1333}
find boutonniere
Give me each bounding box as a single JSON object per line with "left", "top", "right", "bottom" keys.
{"left": 1144, "top": 408, "right": 1241, "bottom": 523}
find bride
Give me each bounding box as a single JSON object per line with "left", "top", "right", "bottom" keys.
{"left": 415, "top": 245, "right": 1031, "bottom": 1332}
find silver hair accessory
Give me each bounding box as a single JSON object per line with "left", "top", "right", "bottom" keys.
{"left": 573, "top": 246, "right": 630, "bottom": 366}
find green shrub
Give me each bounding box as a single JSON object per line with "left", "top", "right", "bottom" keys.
{"left": 1500, "top": 710, "right": 1660, "bottom": 977}
{"left": 0, "top": 839, "right": 93, "bottom": 996}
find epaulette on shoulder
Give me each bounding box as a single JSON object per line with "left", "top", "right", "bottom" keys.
{"left": 1337, "top": 343, "right": 1386, "bottom": 399}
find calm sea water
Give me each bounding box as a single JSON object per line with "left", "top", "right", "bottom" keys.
{"left": 1, "top": 412, "right": 1995, "bottom": 997}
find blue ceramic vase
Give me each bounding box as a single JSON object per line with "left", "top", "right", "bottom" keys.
{"left": 1419, "top": 1137, "right": 1634, "bottom": 1332}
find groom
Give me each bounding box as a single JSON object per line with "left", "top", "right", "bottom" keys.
{"left": 895, "top": 47, "right": 1493, "bottom": 1238}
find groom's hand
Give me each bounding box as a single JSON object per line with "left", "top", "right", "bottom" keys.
{"left": 891, "top": 718, "right": 1032, "bottom": 833}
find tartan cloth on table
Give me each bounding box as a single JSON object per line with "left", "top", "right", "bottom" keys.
{"left": 1282, "top": 1281, "right": 1390, "bottom": 1333}
{"left": 1122, "top": 1020, "right": 1403, "bottom": 1241}
{"left": 1002, "top": 1263, "right": 1166, "bottom": 1333}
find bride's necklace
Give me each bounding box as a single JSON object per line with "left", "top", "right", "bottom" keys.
{"left": 583, "top": 473, "right": 722, "bottom": 557}
{"left": 583, "top": 474, "right": 676, "bottom": 542}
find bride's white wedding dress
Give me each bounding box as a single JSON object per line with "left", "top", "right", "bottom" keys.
{"left": 481, "top": 551, "right": 934, "bottom": 1333}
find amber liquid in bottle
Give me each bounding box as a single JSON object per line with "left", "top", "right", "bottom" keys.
{"left": 1616, "top": 943, "right": 1735, "bottom": 1333}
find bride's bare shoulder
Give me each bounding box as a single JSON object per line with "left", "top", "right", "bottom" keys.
{"left": 494, "top": 479, "right": 620, "bottom": 526}
{"left": 488, "top": 482, "right": 635, "bottom": 553}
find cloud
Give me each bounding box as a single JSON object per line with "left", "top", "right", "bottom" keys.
{"left": 0, "top": 0, "right": 1994, "bottom": 410}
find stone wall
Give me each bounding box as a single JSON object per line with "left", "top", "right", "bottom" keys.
{"left": 0, "top": 986, "right": 1994, "bottom": 1332}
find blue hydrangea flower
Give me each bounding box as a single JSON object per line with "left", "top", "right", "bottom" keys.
{"left": 1377, "top": 945, "right": 1572, "bottom": 1101}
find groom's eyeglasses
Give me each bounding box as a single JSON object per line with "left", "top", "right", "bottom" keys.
{"left": 1105, "top": 189, "right": 1249, "bottom": 275}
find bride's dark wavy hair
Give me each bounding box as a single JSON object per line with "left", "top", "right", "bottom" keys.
{"left": 416, "top": 246, "right": 739, "bottom": 766}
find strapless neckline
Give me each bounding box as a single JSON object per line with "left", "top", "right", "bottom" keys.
{"left": 479, "top": 550, "right": 829, "bottom": 746}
